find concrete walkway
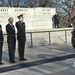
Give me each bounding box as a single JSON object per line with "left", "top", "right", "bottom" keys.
{"left": 0, "top": 43, "right": 75, "bottom": 75}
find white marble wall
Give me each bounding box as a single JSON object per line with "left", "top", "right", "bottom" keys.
{"left": 0, "top": 7, "right": 56, "bottom": 32}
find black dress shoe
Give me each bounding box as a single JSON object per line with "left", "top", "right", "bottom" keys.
{"left": 19, "top": 58, "right": 27, "bottom": 61}
{"left": 9, "top": 61, "right": 17, "bottom": 63}
{"left": 0, "top": 62, "right": 4, "bottom": 65}
{"left": 22, "top": 58, "right": 27, "bottom": 61}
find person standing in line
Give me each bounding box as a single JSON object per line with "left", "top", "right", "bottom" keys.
{"left": 0, "top": 25, "right": 4, "bottom": 65}
{"left": 16, "top": 14, "right": 27, "bottom": 61}
{"left": 53, "top": 13, "right": 60, "bottom": 28}
{"left": 6, "top": 17, "right": 16, "bottom": 63}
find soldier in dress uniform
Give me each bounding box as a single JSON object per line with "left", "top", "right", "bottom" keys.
{"left": 16, "top": 14, "right": 27, "bottom": 61}
{"left": 6, "top": 17, "right": 16, "bottom": 63}
{"left": 0, "top": 25, "right": 4, "bottom": 65}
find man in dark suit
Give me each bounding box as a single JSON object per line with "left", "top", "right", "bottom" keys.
{"left": 0, "top": 25, "right": 4, "bottom": 65}
{"left": 6, "top": 17, "right": 16, "bottom": 63}
{"left": 53, "top": 13, "right": 60, "bottom": 28}
{"left": 16, "top": 14, "right": 27, "bottom": 61}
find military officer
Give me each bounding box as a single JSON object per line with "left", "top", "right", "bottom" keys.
{"left": 0, "top": 25, "right": 4, "bottom": 65}
{"left": 6, "top": 17, "right": 16, "bottom": 63}
{"left": 16, "top": 14, "right": 27, "bottom": 61}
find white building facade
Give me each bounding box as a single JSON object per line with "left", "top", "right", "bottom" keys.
{"left": 0, "top": 7, "right": 56, "bottom": 32}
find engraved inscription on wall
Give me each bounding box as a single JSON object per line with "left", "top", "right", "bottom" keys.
{"left": 0, "top": 7, "right": 56, "bottom": 32}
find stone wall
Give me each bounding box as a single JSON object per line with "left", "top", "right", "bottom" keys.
{"left": 0, "top": 7, "right": 56, "bottom": 32}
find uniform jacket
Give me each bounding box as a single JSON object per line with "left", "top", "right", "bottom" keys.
{"left": 16, "top": 21, "right": 26, "bottom": 40}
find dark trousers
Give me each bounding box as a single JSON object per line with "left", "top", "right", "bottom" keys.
{"left": 0, "top": 43, "right": 3, "bottom": 63}
{"left": 55, "top": 24, "right": 59, "bottom": 28}
{"left": 8, "top": 42, "right": 16, "bottom": 62}
{"left": 18, "top": 40, "right": 25, "bottom": 59}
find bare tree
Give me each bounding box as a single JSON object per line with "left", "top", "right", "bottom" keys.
{"left": 51, "top": 0, "right": 75, "bottom": 27}
{"left": 0, "top": 0, "right": 9, "bottom": 6}
{"left": 0, "top": 0, "right": 52, "bottom": 7}
{"left": 18, "top": 0, "right": 52, "bottom": 7}
{"left": 7, "top": 0, "right": 20, "bottom": 7}
{"left": 37, "top": 0, "right": 51, "bottom": 7}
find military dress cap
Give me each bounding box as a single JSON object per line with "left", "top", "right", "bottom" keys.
{"left": 17, "top": 14, "right": 23, "bottom": 18}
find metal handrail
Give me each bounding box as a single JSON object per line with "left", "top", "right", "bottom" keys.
{"left": 26, "top": 28, "right": 72, "bottom": 47}
{"left": 3, "top": 28, "right": 73, "bottom": 48}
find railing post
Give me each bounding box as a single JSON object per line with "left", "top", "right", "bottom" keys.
{"left": 65, "top": 30, "right": 67, "bottom": 43}
{"left": 30, "top": 32, "right": 33, "bottom": 48}
{"left": 49, "top": 31, "right": 51, "bottom": 45}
